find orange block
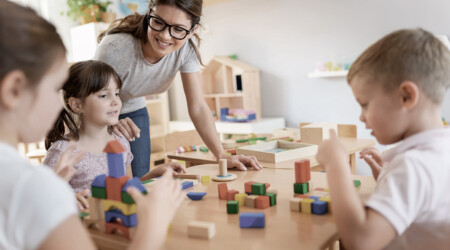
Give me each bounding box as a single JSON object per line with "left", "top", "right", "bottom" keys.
{"left": 295, "top": 194, "right": 309, "bottom": 199}
{"left": 105, "top": 222, "right": 131, "bottom": 239}
{"left": 295, "top": 159, "right": 311, "bottom": 183}
{"left": 106, "top": 176, "right": 129, "bottom": 201}
{"left": 218, "top": 183, "right": 228, "bottom": 200}
{"left": 244, "top": 181, "right": 256, "bottom": 193}
{"left": 104, "top": 140, "right": 125, "bottom": 153}
{"left": 255, "top": 195, "right": 270, "bottom": 209}
{"left": 226, "top": 190, "right": 239, "bottom": 201}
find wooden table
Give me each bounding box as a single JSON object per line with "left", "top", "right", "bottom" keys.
{"left": 167, "top": 138, "right": 375, "bottom": 174}
{"left": 89, "top": 164, "right": 376, "bottom": 250}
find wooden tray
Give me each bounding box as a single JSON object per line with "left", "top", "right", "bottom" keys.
{"left": 236, "top": 140, "right": 318, "bottom": 163}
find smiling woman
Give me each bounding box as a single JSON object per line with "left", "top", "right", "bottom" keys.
{"left": 95, "top": 0, "right": 263, "bottom": 178}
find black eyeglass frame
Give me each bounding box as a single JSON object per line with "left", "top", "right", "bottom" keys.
{"left": 147, "top": 15, "right": 194, "bottom": 40}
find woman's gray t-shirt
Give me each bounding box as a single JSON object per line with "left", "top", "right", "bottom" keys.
{"left": 95, "top": 33, "right": 200, "bottom": 114}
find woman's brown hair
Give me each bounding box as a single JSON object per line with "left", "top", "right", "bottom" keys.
{"left": 0, "top": 0, "right": 66, "bottom": 85}
{"left": 45, "top": 60, "right": 123, "bottom": 149}
{"left": 98, "top": 0, "right": 204, "bottom": 65}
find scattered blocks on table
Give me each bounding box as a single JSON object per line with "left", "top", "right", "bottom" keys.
{"left": 187, "top": 192, "right": 207, "bottom": 201}
{"left": 201, "top": 175, "right": 211, "bottom": 184}
{"left": 312, "top": 200, "right": 328, "bottom": 215}
{"left": 239, "top": 213, "right": 265, "bottom": 228}
{"left": 294, "top": 159, "right": 311, "bottom": 183}
{"left": 244, "top": 181, "right": 256, "bottom": 194}
{"left": 319, "top": 196, "right": 332, "bottom": 213}
{"left": 252, "top": 183, "right": 266, "bottom": 195}
{"left": 235, "top": 193, "right": 248, "bottom": 206}
{"left": 294, "top": 182, "right": 309, "bottom": 194}
{"left": 255, "top": 195, "right": 270, "bottom": 209}
{"left": 290, "top": 197, "right": 302, "bottom": 212}
{"left": 265, "top": 193, "right": 276, "bottom": 206}
{"left": 226, "top": 190, "right": 239, "bottom": 201}
{"left": 301, "top": 198, "right": 315, "bottom": 214}
{"left": 105, "top": 209, "right": 137, "bottom": 227}
{"left": 218, "top": 183, "right": 228, "bottom": 200}
{"left": 176, "top": 145, "right": 198, "bottom": 153}
{"left": 353, "top": 179, "right": 361, "bottom": 188}
{"left": 245, "top": 195, "right": 258, "bottom": 208}
{"left": 106, "top": 176, "right": 129, "bottom": 202}
{"left": 227, "top": 200, "right": 239, "bottom": 214}
{"left": 188, "top": 221, "right": 216, "bottom": 239}
{"left": 181, "top": 181, "right": 194, "bottom": 190}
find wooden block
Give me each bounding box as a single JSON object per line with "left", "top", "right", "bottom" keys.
{"left": 219, "top": 159, "right": 227, "bottom": 176}
{"left": 312, "top": 200, "right": 328, "bottom": 215}
{"left": 323, "top": 188, "right": 329, "bottom": 192}
{"left": 91, "top": 174, "right": 106, "bottom": 188}
{"left": 290, "top": 197, "right": 303, "bottom": 212}
{"left": 234, "top": 193, "right": 248, "bottom": 206}
{"left": 201, "top": 175, "right": 211, "bottom": 184}
{"left": 104, "top": 140, "right": 125, "bottom": 153}
{"left": 319, "top": 196, "right": 332, "bottom": 213}
{"left": 106, "top": 176, "right": 129, "bottom": 202}
{"left": 181, "top": 181, "right": 194, "bottom": 190}
{"left": 188, "top": 221, "right": 215, "bottom": 239}
{"left": 252, "top": 183, "right": 266, "bottom": 195}
{"left": 244, "top": 181, "right": 256, "bottom": 193}
{"left": 301, "top": 198, "right": 315, "bottom": 214}
{"left": 106, "top": 153, "right": 126, "bottom": 178}
{"left": 218, "top": 183, "right": 228, "bottom": 200}
{"left": 227, "top": 200, "right": 239, "bottom": 214}
{"left": 239, "top": 213, "right": 265, "bottom": 228}
{"left": 92, "top": 186, "right": 106, "bottom": 199}
{"left": 255, "top": 195, "right": 270, "bottom": 209}
{"left": 105, "top": 210, "right": 137, "bottom": 227}
{"left": 88, "top": 197, "right": 104, "bottom": 221}
{"left": 105, "top": 222, "right": 132, "bottom": 239}
{"left": 265, "top": 193, "right": 276, "bottom": 206}
{"left": 294, "top": 159, "right": 311, "bottom": 183}
{"left": 294, "top": 182, "right": 309, "bottom": 194}
{"left": 245, "top": 195, "right": 258, "bottom": 208}
{"left": 295, "top": 194, "right": 309, "bottom": 199}
{"left": 353, "top": 179, "right": 361, "bottom": 188}
{"left": 176, "top": 174, "right": 200, "bottom": 180}
{"left": 226, "top": 190, "right": 239, "bottom": 201}
{"left": 102, "top": 200, "right": 136, "bottom": 216}
{"left": 300, "top": 122, "right": 338, "bottom": 145}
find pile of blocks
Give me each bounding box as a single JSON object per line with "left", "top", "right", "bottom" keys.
{"left": 176, "top": 145, "right": 197, "bottom": 153}
{"left": 87, "top": 140, "right": 147, "bottom": 239}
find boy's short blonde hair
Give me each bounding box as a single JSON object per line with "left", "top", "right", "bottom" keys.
{"left": 347, "top": 28, "right": 450, "bottom": 104}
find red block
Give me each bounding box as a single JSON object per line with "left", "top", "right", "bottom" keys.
{"left": 226, "top": 190, "right": 239, "bottom": 201}
{"left": 218, "top": 183, "right": 228, "bottom": 200}
{"left": 265, "top": 183, "right": 271, "bottom": 191}
{"left": 295, "top": 159, "right": 311, "bottom": 183}
{"left": 106, "top": 176, "right": 129, "bottom": 201}
{"left": 255, "top": 195, "right": 270, "bottom": 209}
{"left": 105, "top": 222, "right": 131, "bottom": 239}
{"left": 104, "top": 140, "right": 125, "bottom": 153}
{"left": 244, "top": 181, "right": 256, "bottom": 193}
{"left": 295, "top": 194, "right": 309, "bottom": 199}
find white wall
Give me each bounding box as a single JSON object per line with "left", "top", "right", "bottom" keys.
{"left": 196, "top": 0, "right": 450, "bottom": 175}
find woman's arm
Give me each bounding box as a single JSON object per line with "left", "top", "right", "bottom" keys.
{"left": 181, "top": 72, "right": 262, "bottom": 170}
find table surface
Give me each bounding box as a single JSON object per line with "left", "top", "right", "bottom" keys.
{"left": 166, "top": 138, "right": 375, "bottom": 169}
{"left": 89, "top": 164, "right": 376, "bottom": 250}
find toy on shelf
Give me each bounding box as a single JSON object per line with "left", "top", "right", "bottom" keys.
{"left": 176, "top": 145, "right": 197, "bottom": 153}
{"left": 220, "top": 107, "right": 256, "bottom": 122}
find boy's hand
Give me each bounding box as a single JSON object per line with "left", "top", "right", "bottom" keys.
{"left": 360, "top": 147, "right": 384, "bottom": 180}
{"left": 316, "top": 130, "right": 348, "bottom": 171}
{"left": 76, "top": 189, "right": 90, "bottom": 211}
{"left": 112, "top": 117, "right": 141, "bottom": 142}
{"left": 54, "top": 144, "right": 85, "bottom": 182}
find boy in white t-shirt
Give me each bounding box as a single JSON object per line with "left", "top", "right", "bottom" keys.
{"left": 316, "top": 28, "right": 450, "bottom": 249}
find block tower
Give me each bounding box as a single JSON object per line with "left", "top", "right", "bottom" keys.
{"left": 293, "top": 159, "right": 311, "bottom": 195}
{"left": 87, "top": 140, "right": 147, "bottom": 239}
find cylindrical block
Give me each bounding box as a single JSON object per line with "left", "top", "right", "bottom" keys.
{"left": 219, "top": 159, "right": 227, "bottom": 176}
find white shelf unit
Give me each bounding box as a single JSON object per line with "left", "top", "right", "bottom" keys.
{"left": 308, "top": 71, "right": 348, "bottom": 78}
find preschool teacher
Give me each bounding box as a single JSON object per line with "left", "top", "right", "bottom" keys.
{"left": 95, "top": 0, "right": 262, "bottom": 177}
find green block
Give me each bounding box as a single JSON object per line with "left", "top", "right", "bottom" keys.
{"left": 122, "top": 190, "right": 148, "bottom": 204}
{"left": 265, "top": 193, "right": 277, "bottom": 206}
{"left": 227, "top": 201, "right": 239, "bottom": 214}
{"left": 141, "top": 179, "right": 154, "bottom": 185}
{"left": 353, "top": 180, "right": 361, "bottom": 187}
{"left": 79, "top": 212, "right": 89, "bottom": 219}
{"left": 252, "top": 183, "right": 266, "bottom": 195}
{"left": 199, "top": 146, "right": 209, "bottom": 152}
{"left": 294, "top": 182, "right": 309, "bottom": 194}
{"left": 91, "top": 186, "right": 106, "bottom": 199}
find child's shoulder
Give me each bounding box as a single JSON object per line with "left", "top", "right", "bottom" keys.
{"left": 47, "top": 138, "right": 72, "bottom": 153}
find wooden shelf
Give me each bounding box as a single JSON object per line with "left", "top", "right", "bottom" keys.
{"left": 308, "top": 71, "right": 348, "bottom": 78}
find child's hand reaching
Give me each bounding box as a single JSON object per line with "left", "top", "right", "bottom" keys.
{"left": 127, "top": 170, "right": 185, "bottom": 250}
{"left": 163, "top": 162, "right": 187, "bottom": 175}
{"left": 54, "top": 144, "right": 85, "bottom": 182}
{"left": 360, "top": 147, "right": 384, "bottom": 180}
{"left": 140, "top": 162, "right": 187, "bottom": 181}
{"left": 76, "top": 189, "right": 90, "bottom": 211}
{"left": 316, "top": 130, "right": 348, "bottom": 171}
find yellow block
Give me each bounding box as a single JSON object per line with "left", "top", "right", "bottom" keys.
{"left": 323, "top": 188, "right": 329, "bottom": 192}
{"left": 102, "top": 199, "right": 136, "bottom": 215}
{"left": 234, "top": 193, "right": 248, "bottom": 206}
{"left": 301, "top": 198, "right": 315, "bottom": 214}
{"left": 319, "top": 196, "right": 332, "bottom": 213}
{"left": 201, "top": 175, "right": 211, "bottom": 184}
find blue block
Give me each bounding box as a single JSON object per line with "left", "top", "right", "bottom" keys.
{"left": 309, "top": 196, "right": 320, "bottom": 201}
{"left": 122, "top": 177, "right": 146, "bottom": 193}
{"left": 239, "top": 213, "right": 265, "bottom": 228}
{"left": 92, "top": 174, "right": 106, "bottom": 188}
{"left": 220, "top": 107, "right": 229, "bottom": 121}
{"left": 107, "top": 153, "right": 125, "bottom": 178}
{"left": 312, "top": 200, "right": 328, "bottom": 215}
{"left": 181, "top": 181, "right": 193, "bottom": 190}
{"left": 187, "top": 192, "right": 207, "bottom": 200}
{"left": 105, "top": 209, "right": 137, "bottom": 227}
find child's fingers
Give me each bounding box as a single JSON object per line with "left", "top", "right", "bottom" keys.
{"left": 363, "top": 154, "right": 381, "bottom": 171}
{"left": 126, "top": 187, "right": 143, "bottom": 203}
{"left": 172, "top": 162, "right": 186, "bottom": 173}
{"left": 361, "top": 148, "right": 383, "bottom": 166}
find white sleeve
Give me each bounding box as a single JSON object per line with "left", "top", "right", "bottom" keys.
{"left": 180, "top": 40, "right": 200, "bottom": 73}
{"left": 11, "top": 167, "right": 77, "bottom": 249}
{"left": 365, "top": 154, "right": 431, "bottom": 235}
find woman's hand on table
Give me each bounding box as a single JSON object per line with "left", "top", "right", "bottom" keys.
{"left": 226, "top": 154, "right": 263, "bottom": 171}
{"left": 112, "top": 117, "right": 141, "bottom": 141}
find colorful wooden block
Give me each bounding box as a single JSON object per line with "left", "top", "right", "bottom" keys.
{"left": 353, "top": 179, "right": 361, "bottom": 188}
{"left": 323, "top": 188, "right": 329, "bottom": 192}
{"left": 227, "top": 200, "right": 239, "bottom": 214}
{"left": 188, "top": 221, "right": 215, "bottom": 239}
{"left": 294, "top": 194, "right": 309, "bottom": 199}
{"left": 187, "top": 192, "right": 207, "bottom": 201}
{"left": 239, "top": 213, "right": 265, "bottom": 228}
{"left": 104, "top": 140, "right": 125, "bottom": 153}
{"left": 102, "top": 200, "right": 136, "bottom": 216}
{"left": 312, "top": 200, "right": 328, "bottom": 215}
{"left": 122, "top": 177, "right": 146, "bottom": 193}
{"left": 244, "top": 181, "right": 256, "bottom": 194}
{"left": 235, "top": 193, "right": 248, "bottom": 206}
{"left": 252, "top": 183, "right": 266, "bottom": 195}
{"left": 301, "top": 198, "right": 315, "bottom": 214}
{"left": 105, "top": 209, "right": 137, "bottom": 227}
{"left": 92, "top": 174, "right": 106, "bottom": 188}
{"left": 219, "top": 159, "right": 227, "bottom": 176}
{"left": 218, "top": 183, "right": 228, "bottom": 200}
{"left": 255, "top": 195, "right": 270, "bottom": 209}
{"left": 199, "top": 146, "right": 209, "bottom": 152}
{"left": 290, "top": 198, "right": 302, "bottom": 212}
{"left": 294, "top": 159, "right": 311, "bottom": 183}
{"left": 319, "top": 196, "right": 332, "bottom": 213}
{"left": 265, "top": 193, "right": 276, "bottom": 206}
{"left": 308, "top": 196, "right": 320, "bottom": 201}
{"left": 106, "top": 176, "right": 129, "bottom": 202}
{"left": 92, "top": 186, "right": 106, "bottom": 199}
{"left": 181, "top": 181, "right": 194, "bottom": 190}
{"left": 226, "top": 190, "right": 239, "bottom": 201}
{"left": 107, "top": 153, "right": 126, "bottom": 178}
{"left": 245, "top": 195, "right": 258, "bottom": 208}
{"left": 294, "top": 182, "right": 309, "bottom": 194}
{"left": 201, "top": 175, "right": 211, "bottom": 184}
